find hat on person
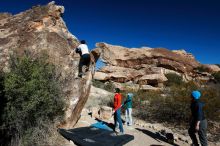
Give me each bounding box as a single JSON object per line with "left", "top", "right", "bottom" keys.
{"left": 191, "top": 90, "right": 201, "bottom": 100}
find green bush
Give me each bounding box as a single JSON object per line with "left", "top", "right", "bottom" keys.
{"left": 196, "top": 66, "right": 209, "bottom": 72}
{"left": 132, "top": 81, "right": 220, "bottom": 127}
{"left": 165, "top": 73, "right": 183, "bottom": 86}
{"left": 200, "top": 87, "right": 220, "bottom": 121}
{"left": 92, "top": 79, "right": 104, "bottom": 88}
{"left": 212, "top": 72, "right": 220, "bottom": 83}
{"left": 0, "top": 54, "right": 65, "bottom": 145}
{"left": 92, "top": 79, "right": 115, "bottom": 92}
{"left": 104, "top": 82, "right": 115, "bottom": 92}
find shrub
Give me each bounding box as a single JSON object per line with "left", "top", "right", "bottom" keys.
{"left": 92, "top": 79, "right": 115, "bottom": 92}
{"left": 165, "top": 73, "right": 183, "bottom": 86}
{"left": 92, "top": 79, "right": 105, "bottom": 89}
{"left": 132, "top": 81, "right": 220, "bottom": 128}
{"left": 0, "top": 54, "right": 65, "bottom": 145}
{"left": 196, "top": 65, "right": 209, "bottom": 72}
{"left": 200, "top": 87, "right": 220, "bottom": 121}
{"left": 212, "top": 72, "right": 220, "bottom": 83}
{"left": 103, "top": 82, "right": 115, "bottom": 92}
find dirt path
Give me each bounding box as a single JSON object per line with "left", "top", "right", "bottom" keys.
{"left": 62, "top": 109, "right": 188, "bottom": 146}
{"left": 60, "top": 108, "right": 220, "bottom": 146}
{"left": 123, "top": 125, "right": 187, "bottom": 146}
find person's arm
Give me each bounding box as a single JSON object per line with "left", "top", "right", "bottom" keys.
{"left": 195, "top": 121, "right": 200, "bottom": 131}
{"left": 195, "top": 103, "right": 202, "bottom": 131}
{"left": 123, "top": 98, "right": 131, "bottom": 105}
{"left": 113, "top": 94, "right": 118, "bottom": 112}
{"left": 75, "top": 47, "right": 81, "bottom": 53}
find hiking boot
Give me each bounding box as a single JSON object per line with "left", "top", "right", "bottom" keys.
{"left": 77, "top": 73, "right": 82, "bottom": 78}
{"left": 116, "top": 132, "right": 124, "bottom": 136}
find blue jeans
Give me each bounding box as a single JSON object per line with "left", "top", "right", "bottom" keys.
{"left": 114, "top": 109, "right": 124, "bottom": 133}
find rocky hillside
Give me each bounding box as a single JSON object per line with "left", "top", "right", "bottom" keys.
{"left": 92, "top": 43, "right": 220, "bottom": 90}
{"left": 0, "top": 1, "right": 94, "bottom": 128}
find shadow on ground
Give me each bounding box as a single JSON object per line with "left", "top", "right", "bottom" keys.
{"left": 58, "top": 126, "right": 134, "bottom": 146}
{"left": 136, "top": 128, "right": 179, "bottom": 146}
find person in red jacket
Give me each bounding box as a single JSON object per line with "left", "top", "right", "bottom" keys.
{"left": 113, "top": 88, "right": 124, "bottom": 134}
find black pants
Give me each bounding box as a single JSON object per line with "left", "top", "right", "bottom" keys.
{"left": 79, "top": 54, "right": 90, "bottom": 76}
{"left": 188, "top": 119, "right": 208, "bottom": 146}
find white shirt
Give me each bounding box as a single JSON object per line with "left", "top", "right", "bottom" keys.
{"left": 77, "top": 44, "right": 89, "bottom": 55}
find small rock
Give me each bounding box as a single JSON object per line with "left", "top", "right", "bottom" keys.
{"left": 100, "top": 106, "right": 112, "bottom": 120}
{"left": 81, "top": 108, "right": 89, "bottom": 116}
{"left": 90, "top": 107, "right": 100, "bottom": 119}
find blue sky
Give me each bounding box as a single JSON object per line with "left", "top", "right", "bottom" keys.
{"left": 1, "top": 0, "right": 220, "bottom": 65}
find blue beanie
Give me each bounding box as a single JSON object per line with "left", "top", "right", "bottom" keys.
{"left": 127, "top": 93, "right": 133, "bottom": 98}
{"left": 192, "top": 91, "right": 201, "bottom": 100}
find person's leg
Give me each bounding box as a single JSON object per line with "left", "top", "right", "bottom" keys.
{"left": 81, "top": 54, "right": 90, "bottom": 73}
{"left": 198, "top": 119, "right": 208, "bottom": 146}
{"left": 78, "top": 57, "right": 83, "bottom": 77}
{"left": 188, "top": 122, "right": 199, "bottom": 146}
{"left": 85, "top": 54, "right": 91, "bottom": 67}
{"left": 83, "top": 54, "right": 90, "bottom": 66}
{"left": 128, "top": 108, "right": 132, "bottom": 126}
{"left": 125, "top": 108, "right": 129, "bottom": 125}
{"left": 116, "top": 109, "right": 124, "bottom": 133}
{"left": 114, "top": 112, "right": 117, "bottom": 132}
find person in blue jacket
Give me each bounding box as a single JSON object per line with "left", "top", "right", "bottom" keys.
{"left": 125, "top": 93, "right": 133, "bottom": 126}
{"left": 188, "top": 90, "right": 208, "bottom": 146}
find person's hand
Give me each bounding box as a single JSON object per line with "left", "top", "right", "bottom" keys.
{"left": 195, "top": 124, "right": 200, "bottom": 131}
{"left": 112, "top": 110, "right": 115, "bottom": 116}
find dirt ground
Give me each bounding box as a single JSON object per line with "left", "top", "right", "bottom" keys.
{"left": 60, "top": 108, "right": 220, "bottom": 146}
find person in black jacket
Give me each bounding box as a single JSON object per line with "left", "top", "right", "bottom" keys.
{"left": 188, "top": 90, "right": 208, "bottom": 146}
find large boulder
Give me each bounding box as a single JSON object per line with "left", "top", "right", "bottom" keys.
{"left": 112, "top": 81, "right": 161, "bottom": 91}
{"left": 203, "top": 64, "right": 220, "bottom": 73}
{"left": 94, "top": 65, "right": 146, "bottom": 82}
{"left": 89, "top": 85, "right": 113, "bottom": 98}
{"left": 93, "top": 43, "right": 200, "bottom": 73}
{"left": 138, "top": 73, "right": 168, "bottom": 87}
{"left": 99, "top": 106, "right": 113, "bottom": 120}
{"left": 92, "top": 43, "right": 201, "bottom": 87}
{"left": 0, "top": 2, "right": 94, "bottom": 128}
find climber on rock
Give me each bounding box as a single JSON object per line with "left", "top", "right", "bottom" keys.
{"left": 75, "top": 40, "right": 90, "bottom": 77}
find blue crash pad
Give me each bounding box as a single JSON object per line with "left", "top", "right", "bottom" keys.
{"left": 91, "top": 122, "right": 113, "bottom": 131}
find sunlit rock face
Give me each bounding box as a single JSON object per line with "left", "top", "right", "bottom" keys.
{"left": 92, "top": 42, "right": 205, "bottom": 89}
{"left": 0, "top": 1, "right": 94, "bottom": 128}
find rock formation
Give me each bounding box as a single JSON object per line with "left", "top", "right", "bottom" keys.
{"left": 203, "top": 64, "right": 220, "bottom": 73}
{"left": 92, "top": 43, "right": 219, "bottom": 89}
{"left": 0, "top": 1, "right": 94, "bottom": 128}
